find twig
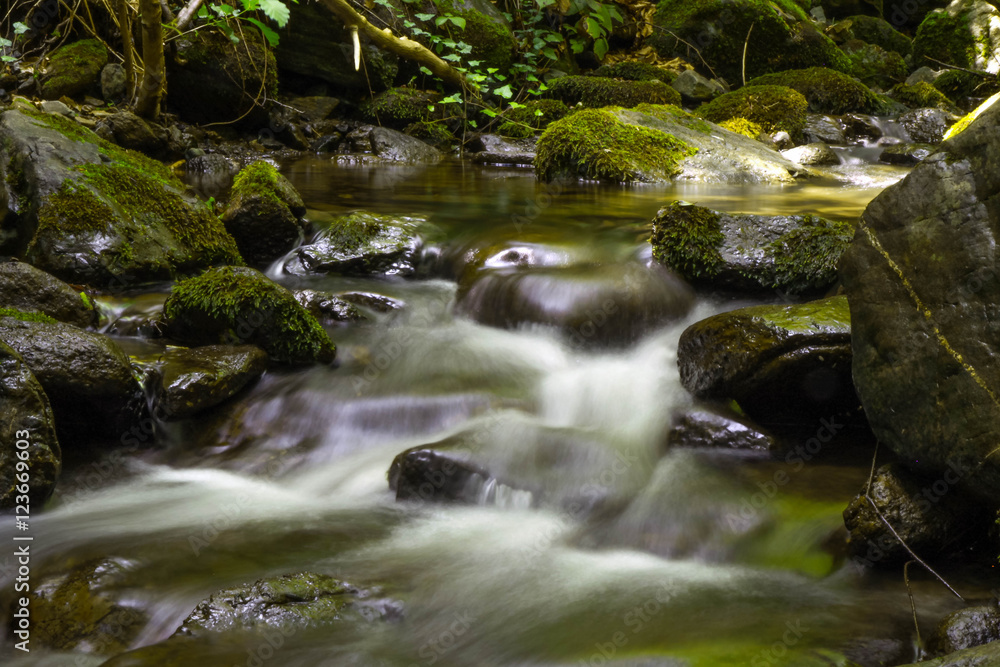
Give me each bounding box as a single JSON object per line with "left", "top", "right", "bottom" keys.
{"left": 652, "top": 25, "right": 717, "bottom": 80}
{"left": 741, "top": 21, "right": 754, "bottom": 87}
{"left": 904, "top": 560, "right": 924, "bottom": 657}
{"left": 865, "top": 441, "right": 879, "bottom": 494}
{"left": 921, "top": 55, "right": 991, "bottom": 78}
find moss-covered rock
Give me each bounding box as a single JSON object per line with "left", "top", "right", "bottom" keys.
{"left": 222, "top": 161, "right": 307, "bottom": 268}
{"left": 590, "top": 61, "right": 678, "bottom": 83}
{"left": 39, "top": 39, "right": 108, "bottom": 100}
{"left": 845, "top": 14, "right": 913, "bottom": 56}
{"left": 162, "top": 266, "right": 336, "bottom": 365}
{"left": 891, "top": 81, "right": 960, "bottom": 111}
{"left": 0, "top": 340, "right": 60, "bottom": 509}
{"left": 650, "top": 201, "right": 853, "bottom": 293}
{"left": 287, "top": 212, "right": 424, "bottom": 276}
{"left": 430, "top": 0, "right": 517, "bottom": 71}
{"left": 944, "top": 90, "right": 1000, "bottom": 139}
{"left": 544, "top": 75, "right": 681, "bottom": 108}
{"left": 717, "top": 117, "right": 767, "bottom": 140}
{"left": 497, "top": 99, "right": 570, "bottom": 138}
{"left": 842, "top": 41, "right": 909, "bottom": 89}
{"left": 168, "top": 27, "right": 277, "bottom": 126}
{"left": 933, "top": 68, "right": 1000, "bottom": 108}
{"left": 536, "top": 104, "right": 805, "bottom": 184}
{"left": 912, "top": 0, "right": 1000, "bottom": 74}
{"left": 0, "top": 259, "right": 98, "bottom": 328}
{"left": 697, "top": 85, "right": 809, "bottom": 137}
{"left": 0, "top": 108, "right": 243, "bottom": 288}
{"left": 651, "top": 0, "right": 849, "bottom": 83}
{"left": 676, "top": 296, "right": 858, "bottom": 426}
{"left": 403, "top": 120, "right": 457, "bottom": 148}
{"left": 362, "top": 87, "right": 441, "bottom": 129}
{"left": 746, "top": 67, "right": 887, "bottom": 114}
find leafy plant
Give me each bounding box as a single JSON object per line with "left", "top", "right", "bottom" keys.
{"left": 180, "top": 0, "right": 296, "bottom": 47}
{"left": 1, "top": 22, "right": 29, "bottom": 65}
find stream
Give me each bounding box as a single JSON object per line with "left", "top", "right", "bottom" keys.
{"left": 4, "top": 155, "right": 995, "bottom": 667}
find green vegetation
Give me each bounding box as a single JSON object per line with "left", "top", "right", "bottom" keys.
{"left": 163, "top": 266, "right": 335, "bottom": 365}
{"left": 844, "top": 43, "right": 908, "bottom": 88}
{"left": 650, "top": 201, "right": 724, "bottom": 279}
{"left": 590, "top": 61, "right": 678, "bottom": 84}
{"left": 768, "top": 218, "right": 855, "bottom": 291}
{"left": 0, "top": 307, "right": 58, "bottom": 324}
{"left": 746, "top": 67, "right": 886, "bottom": 114}
{"left": 846, "top": 15, "right": 912, "bottom": 56}
{"left": 718, "top": 117, "right": 766, "bottom": 140}
{"left": 944, "top": 90, "right": 1000, "bottom": 140}
{"left": 497, "top": 99, "right": 570, "bottom": 138}
{"left": 404, "top": 120, "right": 458, "bottom": 146}
{"left": 363, "top": 87, "right": 441, "bottom": 128}
{"left": 38, "top": 39, "right": 108, "bottom": 99}
{"left": 545, "top": 75, "right": 681, "bottom": 108}
{"left": 535, "top": 108, "right": 696, "bottom": 182}
{"left": 912, "top": 4, "right": 991, "bottom": 71}
{"left": 933, "top": 69, "right": 1000, "bottom": 106}
{"left": 891, "top": 82, "right": 958, "bottom": 110}
{"left": 634, "top": 103, "right": 713, "bottom": 133}
{"left": 697, "top": 86, "right": 808, "bottom": 138}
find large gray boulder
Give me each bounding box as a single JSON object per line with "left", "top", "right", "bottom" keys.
{"left": 839, "top": 93, "right": 1000, "bottom": 501}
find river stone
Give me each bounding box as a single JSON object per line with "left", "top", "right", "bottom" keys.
{"left": 339, "top": 291, "right": 405, "bottom": 313}
{"left": 32, "top": 558, "right": 147, "bottom": 654}
{"left": 651, "top": 201, "right": 854, "bottom": 294}
{"left": 38, "top": 39, "right": 108, "bottom": 100}
{"left": 470, "top": 134, "right": 536, "bottom": 167}
{"left": 293, "top": 289, "right": 365, "bottom": 325}
{"left": 285, "top": 212, "right": 423, "bottom": 277}
{"left": 899, "top": 107, "right": 959, "bottom": 143}
{"left": 0, "top": 109, "right": 242, "bottom": 289}
{"left": 804, "top": 115, "right": 847, "bottom": 145}
{"left": 0, "top": 340, "right": 60, "bottom": 508}
{"left": 842, "top": 463, "right": 985, "bottom": 567}
{"left": 0, "top": 316, "right": 146, "bottom": 441}
{"left": 670, "top": 69, "right": 724, "bottom": 103}
{"left": 369, "top": 127, "right": 443, "bottom": 163}
{"left": 0, "top": 259, "right": 98, "bottom": 328}
{"left": 676, "top": 296, "right": 857, "bottom": 426}
{"left": 455, "top": 262, "right": 694, "bottom": 348}
{"left": 389, "top": 446, "right": 497, "bottom": 504}
{"left": 895, "top": 640, "right": 1000, "bottom": 666}
{"left": 781, "top": 143, "right": 840, "bottom": 166}
{"left": 838, "top": 91, "right": 1000, "bottom": 501}
{"left": 93, "top": 111, "right": 167, "bottom": 157}
{"left": 878, "top": 142, "right": 936, "bottom": 164}
{"left": 154, "top": 345, "right": 268, "bottom": 421}
{"left": 927, "top": 603, "right": 1000, "bottom": 656}
{"left": 666, "top": 404, "right": 776, "bottom": 453}
{"left": 100, "top": 63, "right": 126, "bottom": 102}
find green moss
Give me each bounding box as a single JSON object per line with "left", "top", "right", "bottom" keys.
{"left": 912, "top": 6, "right": 987, "bottom": 71}
{"left": 718, "top": 117, "right": 765, "bottom": 139}
{"left": 535, "top": 108, "right": 697, "bottom": 182}
{"left": 362, "top": 87, "right": 438, "bottom": 127}
{"left": 0, "top": 307, "right": 58, "bottom": 324}
{"left": 891, "top": 81, "right": 958, "bottom": 110}
{"left": 163, "top": 266, "right": 335, "bottom": 365}
{"left": 404, "top": 120, "right": 457, "bottom": 146}
{"left": 634, "top": 103, "right": 713, "bottom": 133}
{"left": 498, "top": 99, "right": 569, "bottom": 137}
{"left": 545, "top": 75, "right": 681, "bottom": 108}
{"left": 844, "top": 43, "right": 908, "bottom": 88}
{"left": 230, "top": 160, "right": 283, "bottom": 208}
{"left": 432, "top": 0, "right": 516, "bottom": 71}
{"left": 746, "top": 67, "right": 886, "bottom": 114}
{"left": 944, "top": 90, "right": 1000, "bottom": 140}
{"left": 846, "top": 15, "right": 912, "bottom": 55}
{"left": 697, "top": 85, "right": 808, "bottom": 138}
{"left": 39, "top": 39, "right": 108, "bottom": 99}
{"left": 768, "top": 217, "right": 855, "bottom": 291}
{"left": 933, "top": 69, "right": 1000, "bottom": 105}
{"left": 650, "top": 201, "right": 724, "bottom": 279}
{"left": 590, "top": 62, "right": 678, "bottom": 84}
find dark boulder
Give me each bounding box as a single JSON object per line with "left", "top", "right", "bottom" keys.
{"left": 927, "top": 603, "right": 1000, "bottom": 656}
{"left": 651, "top": 201, "right": 853, "bottom": 294}
{"left": 0, "top": 259, "right": 98, "bottom": 328}
{"left": 899, "top": 107, "right": 959, "bottom": 143}
{"left": 676, "top": 296, "right": 857, "bottom": 427}
{"left": 93, "top": 111, "right": 168, "bottom": 158}
{"left": 878, "top": 143, "right": 936, "bottom": 165}
{"left": 153, "top": 345, "right": 268, "bottom": 421}
{"left": 369, "top": 127, "right": 443, "bottom": 163}
{"left": 0, "top": 340, "right": 60, "bottom": 508}
{"left": 285, "top": 212, "right": 423, "bottom": 277}
{"left": 293, "top": 289, "right": 365, "bottom": 325}
{"left": 666, "top": 404, "right": 776, "bottom": 453}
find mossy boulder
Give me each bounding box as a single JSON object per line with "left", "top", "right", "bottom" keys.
{"left": 221, "top": 161, "right": 308, "bottom": 268}
{"left": 404, "top": 120, "right": 457, "bottom": 148}
{"left": 651, "top": 201, "right": 853, "bottom": 293}
{"left": 38, "top": 39, "right": 108, "bottom": 100}
{"left": 845, "top": 15, "right": 913, "bottom": 56}
{"left": 718, "top": 117, "right": 768, "bottom": 141}
{"left": 891, "top": 81, "right": 961, "bottom": 111}
{"left": 162, "top": 266, "right": 336, "bottom": 365}
{"left": 651, "top": 0, "right": 849, "bottom": 83}
{"left": 497, "top": 99, "right": 569, "bottom": 139}
{"left": 535, "top": 105, "right": 806, "bottom": 184}
{"left": 932, "top": 69, "right": 1000, "bottom": 108}
{"left": 0, "top": 108, "right": 243, "bottom": 289}
{"left": 591, "top": 61, "right": 678, "bottom": 83}
{"left": 0, "top": 316, "right": 147, "bottom": 442}
{"left": 676, "top": 296, "right": 858, "bottom": 426}
{"left": 286, "top": 212, "right": 424, "bottom": 276}
{"left": 0, "top": 340, "right": 60, "bottom": 508}
{"left": 544, "top": 75, "right": 681, "bottom": 108}
{"left": 0, "top": 259, "right": 98, "bottom": 328}
{"left": 169, "top": 28, "right": 277, "bottom": 126}
{"left": 746, "top": 67, "right": 886, "bottom": 115}
{"left": 362, "top": 87, "right": 441, "bottom": 129}
{"left": 842, "top": 42, "right": 909, "bottom": 89}
{"left": 153, "top": 344, "right": 268, "bottom": 420}
{"left": 430, "top": 0, "right": 517, "bottom": 71}
{"left": 696, "top": 85, "right": 809, "bottom": 138}
{"left": 912, "top": 0, "right": 1000, "bottom": 74}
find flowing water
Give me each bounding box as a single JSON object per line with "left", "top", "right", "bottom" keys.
{"left": 4, "top": 157, "right": 994, "bottom": 667}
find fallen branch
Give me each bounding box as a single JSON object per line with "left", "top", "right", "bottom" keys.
{"left": 314, "top": 0, "right": 467, "bottom": 90}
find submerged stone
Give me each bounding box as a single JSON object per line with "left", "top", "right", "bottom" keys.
{"left": 666, "top": 404, "right": 776, "bottom": 453}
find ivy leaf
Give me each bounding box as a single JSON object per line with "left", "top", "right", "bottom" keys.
{"left": 246, "top": 18, "right": 280, "bottom": 47}
{"left": 482, "top": 108, "right": 498, "bottom": 118}
{"left": 13, "top": 22, "right": 29, "bottom": 35}
{"left": 493, "top": 84, "right": 513, "bottom": 99}
{"left": 443, "top": 53, "right": 462, "bottom": 62}
{"left": 259, "top": 0, "right": 291, "bottom": 26}
{"left": 441, "top": 93, "right": 462, "bottom": 104}
{"left": 449, "top": 16, "right": 466, "bottom": 29}
{"left": 434, "top": 15, "right": 449, "bottom": 26}
{"left": 415, "top": 12, "right": 435, "bottom": 20}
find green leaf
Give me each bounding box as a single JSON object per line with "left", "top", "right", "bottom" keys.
{"left": 534, "top": 108, "right": 544, "bottom": 116}
{"left": 427, "top": 104, "right": 435, "bottom": 111}
{"left": 493, "top": 84, "right": 513, "bottom": 99}
{"left": 536, "top": 0, "right": 556, "bottom": 7}
{"left": 467, "top": 60, "right": 482, "bottom": 67}
{"left": 508, "top": 101, "right": 525, "bottom": 109}
{"left": 469, "top": 120, "right": 478, "bottom": 129}
{"left": 435, "top": 15, "right": 448, "bottom": 26}
{"left": 1, "top": 55, "right": 15, "bottom": 63}
{"left": 0, "top": 38, "right": 11, "bottom": 48}
{"left": 594, "top": 37, "right": 608, "bottom": 60}
{"left": 541, "top": 47, "right": 558, "bottom": 59}
{"left": 415, "top": 12, "right": 435, "bottom": 20}
{"left": 419, "top": 66, "right": 433, "bottom": 75}
{"left": 585, "top": 17, "right": 600, "bottom": 38}
{"left": 259, "top": 0, "right": 291, "bottom": 26}
{"left": 443, "top": 53, "right": 462, "bottom": 62}
{"left": 197, "top": 5, "right": 209, "bottom": 17}
{"left": 403, "top": 19, "right": 415, "bottom": 28}
{"left": 449, "top": 16, "right": 466, "bottom": 29}
{"left": 569, "top": 37, "right": 585, "bottom": 54}
{"left": 441, "top": 93, "right": 462, "bottom": 104}
{"left": 246, "top": 18, "right": 280, "bottom": 46}
{"left": 13, "top": 22, "right": 29, "bottom": 35}
{"left": 544, "top": 32, "right": 563, "bottom": 43}
{"left": 482, "top": 108, "right": 498, "bottom": 118}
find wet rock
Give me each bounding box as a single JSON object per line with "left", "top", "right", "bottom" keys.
{"left": 843, "top": 463, "right": 985, "bottom": 567}
{"left": 162, "top": 266, "right": 336, "bottom": 365}
{"left": 666, "top": 404, "right": 776, "bottom": 453}
{"left": 927, "top": 603, "right": 1000, "bottom": 656}
{"left": 369, "top": 127, "right": 443, "bottom": 163}
{"left": 389, "top": 446, "right": 496, "bottom": 504}
{"left": 0, "top": 315, "right": 146, "bottom": 442}
{"left": 456, "top": 262, "right": 694, "bottom": 348}
{"left": 154, "top": 345, "right": 268, "bottom": 420}
{"left": 104, "top": 294, "right": 167, "bottom": 338}
{"left": 0, "top": 259, "right": 98, "bottom": 328}
{"left": 899, "top": 107, "right": 959, "bottom": 143}
{"left": 286, "top": 212, "right": 423, "bottom": 277}
{"left": 338, "top": 291, "right": 405, "bottom": 313}
{"left": 845, "top": 14, "right": 913, "bottom": 56}
{"left": 93, "top": 111, "right": 167, "bottom": 157}
{"left": 878, "top": 143, "right": 936, "bottom": 165}
{"left": 670, "top": 69, "right": 724, "bottom": 103}
{"left": 168, "top": 28, "right": 276, "bottom": 127}
{"left": 221, "top": 161, "right": 308, "bottom": 267}
{"left": 470, "top": 134, "right": 535, "bottom": 167}
{"left": 0, "top": 109, "right": 242, "bottom": 288}
{"left": 294, "top": 289, "right": 365, "bottom": 325}
{"left": 289, "top": 96, "right": 341, "bottom": 123}
{"left": 841, "top": 113, "right": 884, "bottom": 142}
{"left": 896, "top": 640, "right": 1000, "bottom": 666}
{"left": 31, "top": 558, "right": 147, "bottom": 654}
{"left": 676, "top": 296, "right": 857, "bottom": 426}
{"left": 39, "top": 39, "right": 108, "bottom": 100}
{"left": 746, "top": 67, "right": 888, "bottom": 115}
{"left": 0, "top": 340, "right": 60, "bottom": 508}
{"left": 781, "top": 142, "right": 840, "bottom": 166}
{"left": 536, "top": 105, "right": 808, "bottom": 184}
{"left": 906, "top": 67, "right": 943, "bottom": 87}
{"left": 838, "top": 92, "right": 1000, "bottom": 501}
{"left": 100, "top": 63, "right": 126, "bottom": 103}
{"left": 651, "top": 201, "right": 853, "bottom": 294}
{"left": 804, "top": 114, "right": 847, "bottom": 144}
{"left": 840, "top": 41, "right": 909, "bottom": 89}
